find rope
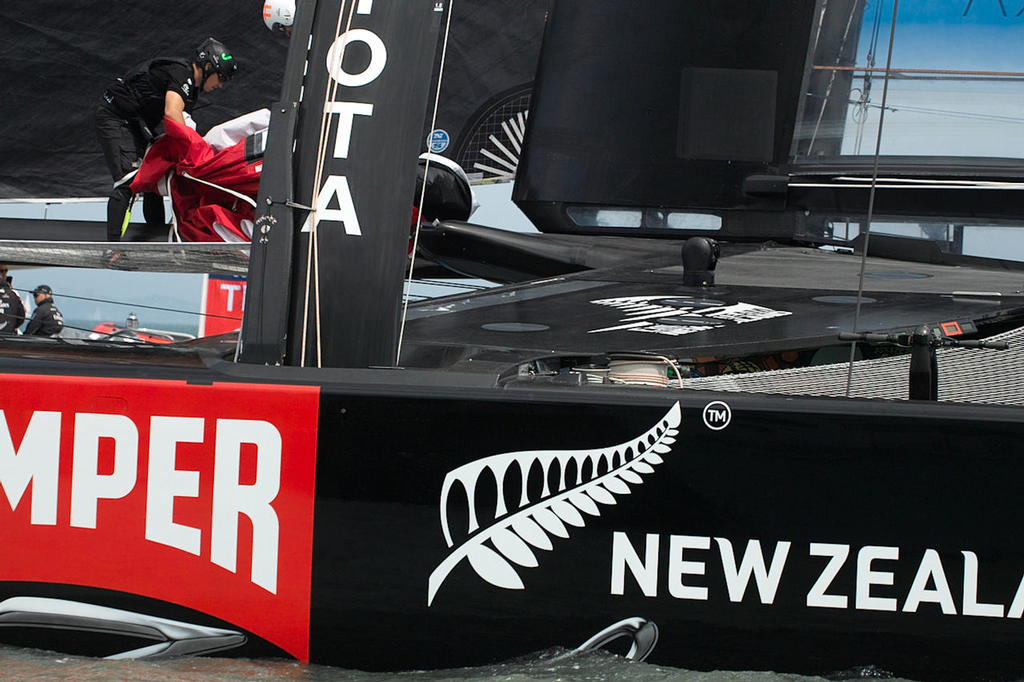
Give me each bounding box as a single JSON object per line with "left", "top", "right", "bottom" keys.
{"left": 301, "top": 0, "right": 357, "bottom": 367}
{"left": 846, "top": 0, "right": 900, "bottom": 397}
{"left": 396, "top": 0, "right": 456, "bottom": 365}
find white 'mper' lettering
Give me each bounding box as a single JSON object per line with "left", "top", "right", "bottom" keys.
{"left": 610, "top": 531, "right": 659, "bottom": 597}
{"left": 70, "top": 413, "right": 138, "bottom": 529}
{"left": 0, "top": 409, "right": 61, "bottom": 525}
{"left": 668, "top": 534, "right": 710, "bottom": 600}
{"left": 856, "top": 545, "right": 899, "bottom": 611}
{"left": 211, "top": 419, "right": 282, "bottom": 594}
{"left": 807, "top": 542, "right": 849, "bottom": 609}
{"left": 903, "top": 548, "right": 956, "bottom": 614}
{"left": 717, "top": 538, "right": 790, "bottom": 604}
{"left": 145, "top": 416, "right": 203, "bottom": 555}
{"left": 2, "top": 408, "right": 286, "bottom": 593}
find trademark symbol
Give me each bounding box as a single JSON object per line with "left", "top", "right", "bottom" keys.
{"left": 702, "top": 401, "right": 731, "bottom": 430}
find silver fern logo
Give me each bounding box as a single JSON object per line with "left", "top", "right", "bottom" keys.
{"left": 427, "top": 402, "right": 681, "bottom": 605}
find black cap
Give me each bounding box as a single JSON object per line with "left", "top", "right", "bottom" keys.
{"left": 32, "top": 285, "right": 51, "bottom": 295}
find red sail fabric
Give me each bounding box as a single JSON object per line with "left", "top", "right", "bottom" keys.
{"left": 131, "top": 117, "right": 261, "bottom": 242}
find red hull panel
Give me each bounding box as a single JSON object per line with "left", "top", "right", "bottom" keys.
{"left": 0, "top": 374, "right": 320, "bottom": 659}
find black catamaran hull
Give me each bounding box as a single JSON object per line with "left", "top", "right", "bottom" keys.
{"left": 6, "top": 0, "right": 1024, "bottom": 679}
{"left": 1, "top": 351, "right": 1023, "bottom": 680}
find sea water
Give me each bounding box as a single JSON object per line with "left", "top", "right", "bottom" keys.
{"left": 0, "top": 645, "right": 917, "bottom": 682}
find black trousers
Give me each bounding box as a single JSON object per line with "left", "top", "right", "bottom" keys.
{"left": 95, "top": 105, "right": 165, "bottom": 241}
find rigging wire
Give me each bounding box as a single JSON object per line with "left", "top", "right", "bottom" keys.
{"left": 846, "top": 0, "right": 900, "bottom": 397}
{"left": 805, "top": 0, "right": 863, "bottom": 155}
{"left": 854, "top": 102, "right": 1024, "bottom": 125}
{"left": 396, "top": 0, "right": 457, "bottom": 366}
{"left": 852, "top": 0, "right": 886, "bottom": 153}
{"left": 18, "top": 289, "right": 239, "bottom": 323}
{"left": 806, "top": 92, "right": 1024, "bottom": 126}
{"left": 301, "top": 0, "right": 356, "bottom": 368}
{"left": 412, "top": 278, "right": 489, "bottom": 291}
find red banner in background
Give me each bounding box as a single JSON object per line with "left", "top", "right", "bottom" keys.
{"left": 0, "top": 374, "right": 320, "bottom": 660}
{"left": 200, "top": 275, "right": 246, "bottom": 337}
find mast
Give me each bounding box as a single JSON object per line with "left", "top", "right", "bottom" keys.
{"left": 239, "top": 0, "right": 444, "bottom": 368}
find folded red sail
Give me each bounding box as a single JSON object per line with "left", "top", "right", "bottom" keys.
{"left": 131, "top": 116, "right": 263, "bottom": 242}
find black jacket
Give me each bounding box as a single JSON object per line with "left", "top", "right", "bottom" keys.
{"left": 102, "top": 58, "right": 198, "bottom": 130}
{"left": 25, "top": 298, "right": 63, "bottom": 337}
{"left": 0, "top": 281, "right": 25, "bottom": 334}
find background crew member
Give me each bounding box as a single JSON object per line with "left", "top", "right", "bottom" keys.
{"left": 263, "top": 0, "right": 295, "bottom": 36}
{"left": 0, "top": 265, "right": 25, "bottom": 334}
{"left": 25, "top": 285, "right": 63, "bottom": 337}
{"left": 95, "top": 37, "right": 237, "bottom": 241}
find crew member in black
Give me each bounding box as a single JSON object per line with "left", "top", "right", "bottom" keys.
{"left": 25, "top": 285, "right": 63, "bottom": 337}
{"left": 0, "top": 265, "right": 25, "bottom": 334}
{"left": 95, "top": 37, "right": 237, "bottom": 241}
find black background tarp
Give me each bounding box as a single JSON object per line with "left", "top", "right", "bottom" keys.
{"left": 0, "top": 1, "right": 287, "bottom": 198}
{"left": 0, "top": 1, "right": 548, "bottom": 200}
